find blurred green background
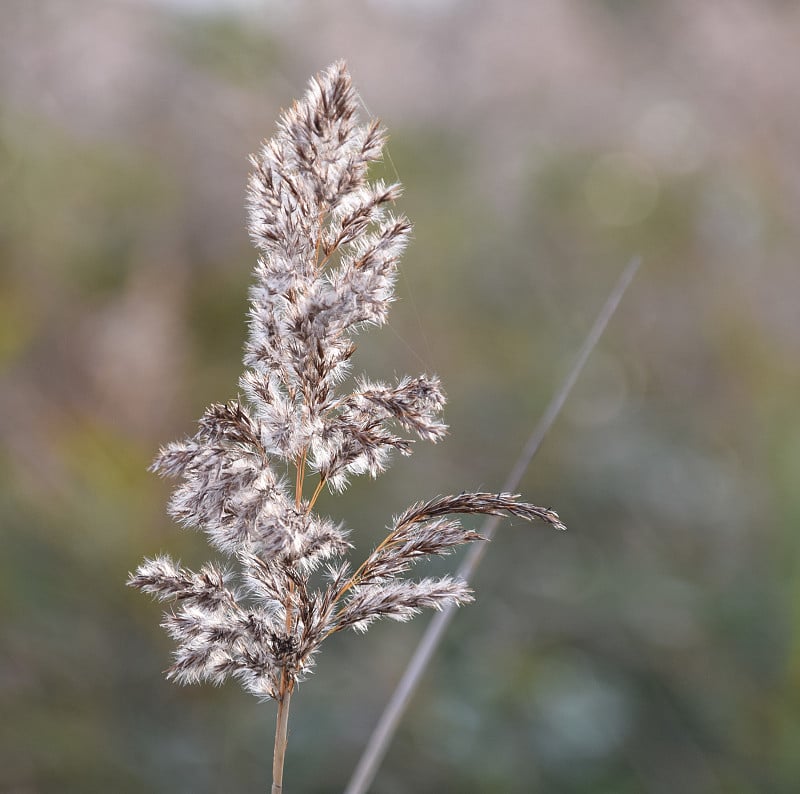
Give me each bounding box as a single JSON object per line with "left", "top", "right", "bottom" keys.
{"left": 2, "top": 1, "right": 800, "bottom": 792}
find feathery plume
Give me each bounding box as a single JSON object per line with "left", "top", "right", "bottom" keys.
{"left": 128, "top": 61, "right": 564, "bottom": 792}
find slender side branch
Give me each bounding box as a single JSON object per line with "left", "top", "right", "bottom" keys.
{"left": 306, "top": 476, "right": 327, "bottom": 513}
{"left": 344, "top": 256, "right": 642, "bottom": 794}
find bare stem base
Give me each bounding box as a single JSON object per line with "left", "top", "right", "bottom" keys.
{"left": 272, "top": 686, "right": 292, "bottom": 794}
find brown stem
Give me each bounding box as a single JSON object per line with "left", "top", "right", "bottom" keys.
{"left": 294, "top": 449, "right": 307, "bottom": 509}
{"left": 333, "top": 526, "right": 401, "bottom": 603}
{"left": 305, "top": 476, "right": 327, "bottom": 514}
{"left": 313, "top": 208, "right": 327, "bottom": 272}
{"left": 272, "top": 680, "right": 293, "bottom": 794}
{"left": 319, "top": 529, "right": 402, "bottom": 642}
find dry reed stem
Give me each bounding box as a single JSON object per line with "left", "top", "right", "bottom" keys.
{"left": 344, "top": 256, "right": 641, "bottom": 794}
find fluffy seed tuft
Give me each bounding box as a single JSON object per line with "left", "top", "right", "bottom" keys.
{"left": 130, "top": 62, "right": 564, "bottom": 702}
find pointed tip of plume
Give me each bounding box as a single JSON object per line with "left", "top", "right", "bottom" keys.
{"left": 317, "top": 59, "right": 352, "bottom": 93}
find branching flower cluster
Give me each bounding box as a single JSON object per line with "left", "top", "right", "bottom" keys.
{"left": 129, "top": 62, "right": 564, "bottom": 787}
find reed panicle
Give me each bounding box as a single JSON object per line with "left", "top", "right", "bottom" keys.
{"left": 128, "top": 61, "right": 564, "bottom": 793}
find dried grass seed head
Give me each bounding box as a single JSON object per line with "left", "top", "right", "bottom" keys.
{"left": 129, "top": 61, "right": 564, "bottom": 703}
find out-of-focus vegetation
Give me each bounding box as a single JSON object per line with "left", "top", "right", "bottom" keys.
{"left": 2, "top": 1, "right": 800, "bottom": 792}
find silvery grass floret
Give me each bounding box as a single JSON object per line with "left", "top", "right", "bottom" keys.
{"left": 128, "top": 61, "right": 565, "bottom": 793}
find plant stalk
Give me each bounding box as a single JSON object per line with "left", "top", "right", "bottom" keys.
{"left": 272, "top": 682, "right": 292, "bottom": 794}
{"left": 344, "top": 255, "right": 642, "bottom": 794}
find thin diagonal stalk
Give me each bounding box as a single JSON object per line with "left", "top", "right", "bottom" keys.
{"left": 344, "top": 256, "right": 641, "bottom": 794}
